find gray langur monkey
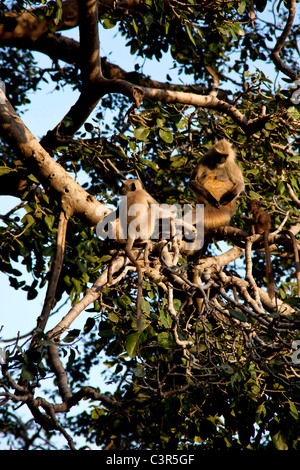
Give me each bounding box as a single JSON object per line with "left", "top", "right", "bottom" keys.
{"left": 189, "top": 139, "right": 245, "bottom": 231}
{"left": 119, "top": 179, "right": 162, "bottom": 331}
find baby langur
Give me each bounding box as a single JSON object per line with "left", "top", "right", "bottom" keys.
{"left": 243, "top": 200, "right": 275, "bottom": 301}
{"left": 189, "top": 139, "right": 244, "bottom": 231}
{"left": 120, "top": 179, "right": 159, "bottom": 331}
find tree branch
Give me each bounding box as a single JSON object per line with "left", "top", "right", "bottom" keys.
{"left": 31, "top": 211, "right": 68, "bottom": 347}
{"left": 270, "top": 0, "right": 298, "bottom": 81}
{"left": 0, "top": 89, "right": 110, "bottom": 225}
{"left": 46, "top": 255, "right": 131, "bottom": 341}
{"left": 48, "top": 344, "right": 72, "bottom": 403}
{"left": 78, "top": 0, "right": 102, "bottom": 83}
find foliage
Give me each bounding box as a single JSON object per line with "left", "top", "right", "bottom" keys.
{"left": 0, "top": 0, "right": 300, "bottom": 451}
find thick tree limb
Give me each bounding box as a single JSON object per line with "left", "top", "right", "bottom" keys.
{"left": 0, "top": 89, "right": 110, "bottom": 225}
{"left": 41, "top": 76, "right": 268, "bottom": 149}
{"left": 78, "top": 0, "right": 102, "bottom": 82}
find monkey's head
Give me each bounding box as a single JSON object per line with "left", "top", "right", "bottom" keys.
{"left": 120, "top": 178, "right": 144, "bottom": 195}
{"left": 249, "top": 199, "right": 260, "bottom": 213}
{"left": 207, "top": 139, "right": 235, "bottom": 166}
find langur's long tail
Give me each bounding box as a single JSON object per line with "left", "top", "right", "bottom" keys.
{"left": 125, "top": 245, "right": 143, "bottom": 332}
{"left": 264, "top": 230, "right": 275, "bottom": 301}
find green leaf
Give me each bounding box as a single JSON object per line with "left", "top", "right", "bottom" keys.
{"left": 255, "top": 404, "right": 267, "bottom": 423}
{"left": 21, "top": 363, "right": 36, "bottom": 381}
{"left": 230, "top": 23, "right": 246, "bottom": 37}
{"left": 141, "top": 298, "right": 150, "bottom": 314}
{"left": 265, "top": 122, "right": 277, "bottom": 130}
{"left": 157, "top": 331, "right": 174, "bottom": 349}
{"left": 272, "top": 431, "right": 288, "bottom": 450}
{"left": 44, "top": 214, "right": 55, "bottom": 231}
{"left": 108, "top": 312, "right": 119, "bottom": 323}
{"left": 62, "top": 116, "right": 73, "bottom": 128}
{"left": 21, "top": 214, "right": 35, "bottom": 228}
{"left": 156, "top": 116, "right": 166, "bottom": 128}
{"left": 0, "top": 167, "right": 14, "bottom": 176}
{"left": 220, "top": 363, "right": 234, "bottom": 375}
{"left": 132, "top": 364, "right": 145, "bottom": 378}
{"left": 126, "top": 332, "right": 140, "bottom": 358}
{"left": 84, "top": 317, "right": 95, "bottom": 334}
{"left": 118, "top": 295, "right": 132, "bottom": 308}
{"left": 63, "top": 329, "right": 81, "bottom": 343}
{"left": 134, "top": 126, "right": 150, "bottom": 141}
{"left": 129, "top": 141, "right": 136, "bottom": 151}
{"left": 237, "top": 0, "right": 246, "bottom": 15}
{"left": 139, "top": 157, "right": 158, "bottom": 171}
{"left": 99, "top": 255, "right": 112, "bottom": 263}
{"left": 283, "top": 297, "right": 300, "bottom": 307}
{"left": 173, "top": 298, "right": 181, "bottom": 310}
{"left": 185, "top": 23, "right": 196, "bottom": 46}
{"left": 229, "top": 309, "right": 247, "bottom": 322}
{"left": 159, "top": 128, "right": 174, "bottom": 144}
{"left": 132, "top": 18, "right": 138, "bottom": 34}
{"left": 289, "top": 401, "right": 298, "bottom": 420}
{"left": 103, "top": 18, "right": 116, "bottom": 29}
{"left": 176, "top": 118, "right": 188, "bottom": 130}
{"left": 170, "top": 154, "right": 186, "bottom": 169}
{"left": 160, "top": 309, "right": 173, "bottom": 328}
{"left": 66, "top": 349, "right": 76, "bottom": 369}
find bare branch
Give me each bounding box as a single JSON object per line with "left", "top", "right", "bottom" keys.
{"left": 48, "top": 345, "right": 72, "bottom": 402}
{"left": 287, "top": 183, "right": 300, "bottom": 209}
{"left": 245, "top": 239, "right": 264, "bottom": 309}
{"left": 32, "top": 211, "right": 68, "bottom": 345}
{"left": 46, "top": 255, "right": 130, "bottom": 340}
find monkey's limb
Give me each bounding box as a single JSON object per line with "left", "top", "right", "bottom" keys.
{"left": 263, "top": 230, "right": 275, "bottom": 301}
{"left": 219, "top": 181, "right": 245, "bottom": 206}
{"left": 188, "top": 180, "right": 220, "bottom": 208}
{"left": 125, "top": 238, "right": 144, "bottom": 331}
{"left": 240, "top": 215, "right": 256, "bottom": 228}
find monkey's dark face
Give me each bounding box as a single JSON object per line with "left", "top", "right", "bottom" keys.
{"left": 214, "top": 153, "right": 228, "bottom": 165}
{"left": 249, "top": 200, "right": 260, "bottom": 213}
{"left": 120, "top": 179, "right": 144, "bottom": 195}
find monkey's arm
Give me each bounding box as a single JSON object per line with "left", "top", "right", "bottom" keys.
{"left": 241, "top": 215, "right": 254, "bottom": 224}
{"left": 219, "top": 181, "right": 245, "bottom": 206}
{"left": 146, "top": 194, "right": 160, "bottom": 206}
{"left": 188, "top": 179, "right": 220, "bottom": 208}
